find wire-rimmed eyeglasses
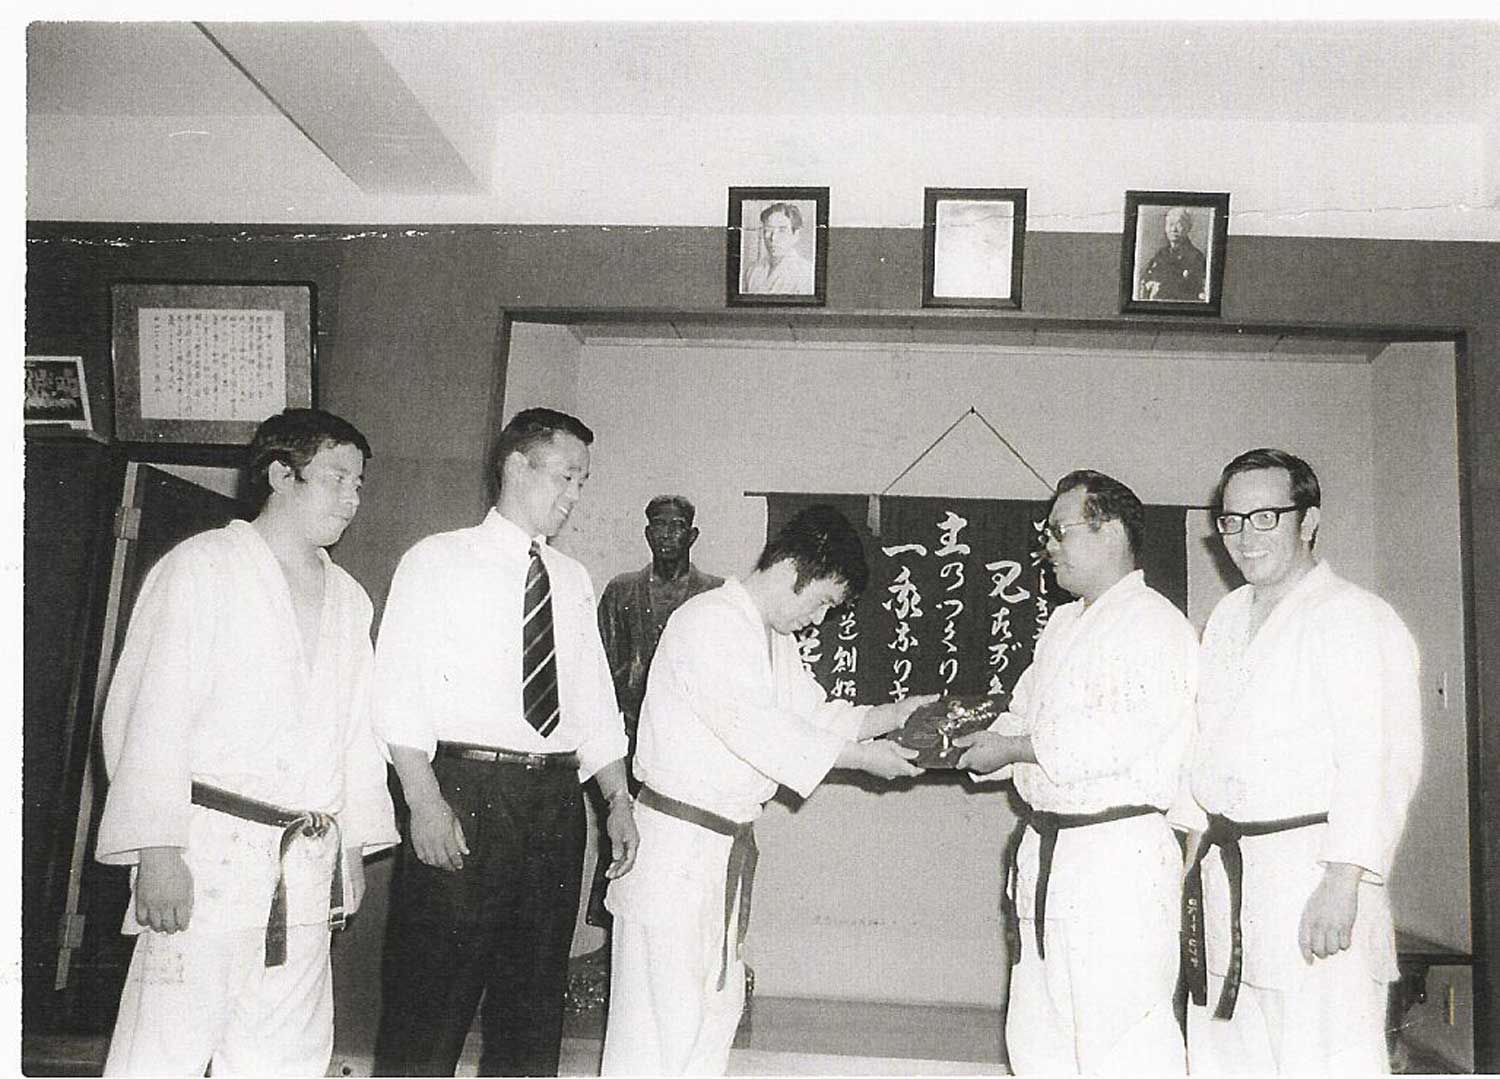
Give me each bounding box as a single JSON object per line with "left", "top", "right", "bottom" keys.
{"left": 1042, "top": 519, "right": 1092, "bottom": 543}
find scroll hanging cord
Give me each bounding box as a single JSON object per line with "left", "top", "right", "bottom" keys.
{"left": 868, "top": 407, "right": 1052, "bottom": 536}
{"left": 878, "top": 406, "right": 1053, "bottom": 496}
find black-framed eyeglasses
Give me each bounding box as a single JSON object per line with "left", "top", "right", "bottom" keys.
{"left": 1214, "top": 505, "right": 1300, "bottom": 535}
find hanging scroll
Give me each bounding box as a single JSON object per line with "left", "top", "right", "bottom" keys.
{"left": 763, "top": 493, "right": 1188, "bottom": 705}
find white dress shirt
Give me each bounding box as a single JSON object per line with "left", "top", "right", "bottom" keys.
{"left": 373, "top": 508, "right": 627, "bottom": 782}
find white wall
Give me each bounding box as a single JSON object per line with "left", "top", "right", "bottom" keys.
{"left": 515, "top": 333, "right": 1401, "bottom": 1004}
{"left": 27, "top": 112, "right": 1499, "bottom": 241}
{"left": 501, "top": 322, "right": 581, "bottom": 425}
{"left": 564, "top": 343, "right": 1378, "bottom": 594}
{"left": 1373, "top": 341, "right": 1469, "bottom": 951}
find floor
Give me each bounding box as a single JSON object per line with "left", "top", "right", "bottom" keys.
{"left": 474, "top": 997, "right": 1007, "bottom": 1077}
{"left": 23, "top": 997, "right": 1466, "bottom": 1076}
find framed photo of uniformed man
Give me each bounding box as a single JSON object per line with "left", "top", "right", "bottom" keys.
{"left": 727, "top": 186, "right": 829, "bottom": 307}
{"left": 1119, "top": 191, "right": 1229, "bottom": 316}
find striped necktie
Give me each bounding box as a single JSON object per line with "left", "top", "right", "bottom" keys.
{"left": 522, "top": 540, "right": 561, "bottom": 737}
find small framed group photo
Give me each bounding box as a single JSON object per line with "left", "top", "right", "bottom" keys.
{"left": 1120, "top": 191, "right": 1229, "bottom": 316}
{"left": 726, "top": 186, "right": 828, "bottom": 307}
{"left": 111, "top": 281, "right": 315, "bottom": 446}
{"left": 25, "top": 355, "right": 93, "bottom": 430}
{"left": 922, "top": 188, "right": 1027, "bottom": 309}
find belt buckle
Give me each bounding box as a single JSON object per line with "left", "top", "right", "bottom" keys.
{"left": 521, "top": 752, "right": 546, "bottom": 771}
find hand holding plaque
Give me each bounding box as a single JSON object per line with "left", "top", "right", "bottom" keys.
{"left": 891, "top": 692, "right": 1007, "bottom": 769}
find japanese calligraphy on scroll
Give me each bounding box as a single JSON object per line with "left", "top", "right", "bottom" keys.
{"left": 111, "top": 282, "right": 315, "bottom": 445}
{"left": 763, "top": 493, "right": 1188, "bottom": 705}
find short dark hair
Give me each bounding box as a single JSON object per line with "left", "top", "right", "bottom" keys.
{"left": 755, "top": 504, "right": 868, "bottom": 597}
{"left": 247, "top": 408, "right": 371, "bottom": 511}
{"left": 760, "top": 201, "right": 803, "bottom": 231}
{"left": 1215, "top": 448, "right": 1321, "bottom": 513}
{"left": 492, "top": 407, "right": 594, "bottom": 487}
{"left": 646, "top": 494, "right": 696, "bottom": 526}
{"left": 1053, "top": 469, "right": 1145, "bottom": 563}
{"left": 1165, "top": 205, "right": 1195, "bottom": 232}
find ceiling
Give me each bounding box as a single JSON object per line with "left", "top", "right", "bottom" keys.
{"left": 26, "top": 20, "right": 1500, "bottom": 197}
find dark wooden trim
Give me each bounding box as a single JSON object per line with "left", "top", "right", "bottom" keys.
{"left": 500, "top": 305, "right": 1465, "bottom": 344}
{"left": 1453, "top": 329, "right": 1493, "bottom": 1071}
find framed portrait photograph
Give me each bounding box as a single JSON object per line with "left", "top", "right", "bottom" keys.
{"left": 922, "top": 188, "right": 1027, "bottom": 309}
{"left": 726, "top": 186, "right": 828, "bottom": 307}
{"left": 25, "top": 355, "right": 93, "bottom": 430}
{"left": 111, "top": 281, "right": 315, "bottom": 445}
{"left": 1120, "top": 191, "right": 1230, "bottom": 316}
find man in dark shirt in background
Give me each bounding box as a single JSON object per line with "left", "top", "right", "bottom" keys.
{"left": 587, "top": 494, "right": 723, "bottom": 926}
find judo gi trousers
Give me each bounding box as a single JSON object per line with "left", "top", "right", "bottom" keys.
{"left": 1004, "top": 813, "right": 1185, "bottom": 1075}
{"left": 600, "top": 799, "right": 747, "bottom": 1076}
{"left": 1187, "top": 963, "right": 1391, "bottom": 1074}
{"left": 104, "top": 922, "right": 332, "bottom": 1077}
{"left": 374, "top": 753, "right": 585, "bottom": 1076}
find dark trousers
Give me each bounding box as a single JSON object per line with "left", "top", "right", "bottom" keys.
{"left": 374, "top": 754, "right": 585, "bottom": 1076}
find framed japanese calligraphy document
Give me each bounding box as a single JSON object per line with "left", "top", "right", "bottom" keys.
{"left": 110, "top": 282, "right": 315, "bottom": 445}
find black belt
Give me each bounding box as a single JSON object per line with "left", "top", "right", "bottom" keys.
{"left": 436, "top": 740, "right": 578, "bottom": 770}
{"left": 1022, "top": 804, "right": 1163, "bottom": 961}
{"left": 190, "top": 781, "right": 344, "bottom": 967}
{"left": 638, "top": 786, "right": 758, "bottom": 992}
{"left": 1183, "top": 811, "right": 1329, "bottom": 1019}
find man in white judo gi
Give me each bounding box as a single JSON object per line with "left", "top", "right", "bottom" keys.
{"left": 743, "top": 201, "right": 816, "bottom": 295}
{"left": 955, "top": 469, "right": 1197, "bottom": 1075}
{"left": 600, "top": 503, "right": 932, "bottom": 1076}
{"left": 95, "top": 408, "right": 398, "bottom": 1076}
{"left": 1172, "top": 448, "right": 1422, "bottom": 1073}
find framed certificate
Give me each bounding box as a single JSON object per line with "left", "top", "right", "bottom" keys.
{"left": 111, "top": 281, "right": 315, "bottom": 445}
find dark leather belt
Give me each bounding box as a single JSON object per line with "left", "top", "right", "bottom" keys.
{"left": 1023, "top": 804, "right": 1163, "bottom": 961}
{"left": 190, "top": 781, "right": 345, "bottom": 967}
{"left": 436, "top": 740, "right": 578, "bottom": 770}
{"left": 1183, "top": 811, "right": 1329, "bottom": 1019}
{"left": 638, "top": 785, "right": 758, "bottom": 991}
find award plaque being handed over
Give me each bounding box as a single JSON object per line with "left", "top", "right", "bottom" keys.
{"left": 891, "top": 693, "right": 1006, "bottom": 769}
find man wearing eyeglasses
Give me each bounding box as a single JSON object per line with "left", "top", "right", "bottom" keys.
{"left": 1171, "top": 448, "right": 1421, "bottom": 1073}
{"left": 955, "top": 470, "right": 1197, "bottom": 1074}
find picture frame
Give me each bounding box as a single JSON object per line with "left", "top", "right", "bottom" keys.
{"left": 111, "top": 281, "right": 315, "bottom": 445}
{"left": 24, "top": 355, "right": 93, "bottom": 430}
{"left": 1119, "top": 191, "right": 1230, "bottom": 316}
{"left": 726, "top": 187, "right": 828, "bottom": 307}
{"left": 922, "top": 188, "right": 1027, "bottom": 309}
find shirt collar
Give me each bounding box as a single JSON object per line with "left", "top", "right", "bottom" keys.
{"left": 1088, "top": 568, "right": 1146, "bottom": 609}
{"left": 720, "top": 577, "right": 762, "bottom": 625}
{"left": 1276, "top": 558, "right": 1330, "bottom": 603}
{"left": 481, "top": 507, "right": 547, "bottom": 554}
